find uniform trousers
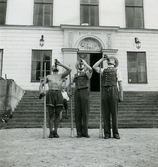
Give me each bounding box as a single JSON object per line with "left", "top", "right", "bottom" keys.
{"left": 74, "top": 88, "right": 89, "bottom": 136}
{"left": 101, "top": 86, "right": 119, "bottom": 137}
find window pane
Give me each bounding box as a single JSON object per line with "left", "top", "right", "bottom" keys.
{"left": 134, "top": 0, "right": 143, "bottom": 6}
{"left": 126, "top": 7, "right": 134, "bottom": 27}
{"left": 127, "top": 52, "right": 147, "bottom": 83}
{"left": 81, "top": 0, "right": 89, "bottom": 4}
{"left": 32, "top": 51, "right": 41, "bottom": 61}
{"left": 81, "top": 6, "right": 89, "bottom": 24}
{"left": 35, "top": 0, "right": 52, "bottom": 3}
{"left": 43, "top": 50, "right": 51, "bottom": 57}
{"left": 34, "top": 4, "right": 43, "bottom": 25}
{"left": 126, "top": 0, "right": 142, "bottom": 6}
{"left": 32, "top": 61, "right": 41, "bottom": 70}
{"left": 126, "top": 0, "right": 134, "bottom": 6}
{"left": 42, "top": 62, "right": 50, "bottom": 71}
{"left": 91, "top": 0, "right": 98, "bottom": 4}
{"left": 90, "top": 6, "right": 98, "bottom": 26}
{"left": 126, "top": 1, "right": 144, "bottom": 28}
{"left": 128, "top": 53, "right": 137, "bottom": 83}
{"left": 126, "top": 7, "right": 134, "bottom": 18}
{"left": 44, "top": 4, "right": 52, "bottom": 25}
{"left": 135, "top": 18, "right": 143, "bottom": 28}
{"left": 0, "top": 3, "right": 6, "bottom": 24}
{"left": 36, "top": 70, "right": 40, "bottom": 80}
{"left": 135, "top": 8, "right": 143, "bottom": 18}
{"left": 34, "top": 1, "right": 52, "bottom": 26}
{"left": 137, "top": 53, "right": 147, "bottom": 82}
{"left": 31, "top": 50, "right": 52, "bottom": 82}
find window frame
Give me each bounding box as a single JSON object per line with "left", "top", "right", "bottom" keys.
{"left": 125, "top": 0, "right": 144, "bottom": 28}
{"left": 0, "top": 49, "right": 3, "bottom": 76}
{"left": 33, "top": 0, "right": 53, "bottom": 26}
{"left": 31, "top": 50, "right": 52, "bottom": 82}
{"left": 80, "top": 0, "right": 99, "bottom": 26}
{"left": 0, "top": 0, "right": 7, "bottom": 25}
{"left": 127, "top": 52, "right": 147, "bottom": 84}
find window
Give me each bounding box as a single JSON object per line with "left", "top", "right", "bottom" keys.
{"left": 80, "top": 0, "right": 99, "bottom": 26}
{"left": 125, "top": 0, "right": 144, "bottom": 28}
{"left": 0, "top": 0, "right": 7, "bottom": 25}
{"left": 0, "top": 50, "right": 3, "bottom": 76}
{"left": 33, "top": 0, "right": 53, "bottom": 26}
{"left": 127, "top": 52, "right": 147, "bottom": 83}
{"left": 31, "top": 50, "right": 52, "bottom": 82}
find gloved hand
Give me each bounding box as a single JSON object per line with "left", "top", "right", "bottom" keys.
{"left": 39, "top": 92, "right": 45, "bottom": 99}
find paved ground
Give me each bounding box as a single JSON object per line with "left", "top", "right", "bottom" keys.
{"left": 0, "top": 128, "right": 158, "bottom": 167}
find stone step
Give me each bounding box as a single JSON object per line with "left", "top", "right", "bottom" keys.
{"left": 1, "top": 91, "right": 158, "bottom": 129}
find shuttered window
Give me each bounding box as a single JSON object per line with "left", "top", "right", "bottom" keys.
{"left": 31, "top": 50, "right": 52, "bottom": 82}
{"left": 127, "top": 52, "right": 147, "bottom": 83}
{"left": 125, "top": 0, "right": 144, "bottom": 28}
{"left": 80, "top": 0, "right": 99, "bottom": 26}
{"left": 33, "top": 0, "right": 53, "bottom": 26}
{"left": 0, "top": 0, "right": 7, "bottom": 24}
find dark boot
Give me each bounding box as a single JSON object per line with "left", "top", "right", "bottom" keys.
{"left": 49, "top": 131, "right": 54, "bottom": 138}
{"left": 54, "top": 131, "right": 59, "bottom": 138}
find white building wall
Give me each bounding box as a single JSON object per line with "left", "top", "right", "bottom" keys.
{"left": 0, "top": 27, "right": 64, "bottom": 90}
{"left": 53, "top": 0, "right": 80, "bottom": 26}
{"left": 6, "top": 0, "right": 33, "bottom": 25}
{"left": 99, "top": 0, "right": 125, "bottom": 27}
{"left": 1, "top": 27, "right": 158, "bottom": 91}
{"left": 144, "top": 0, "right": 158, "bottom": 29}
{"left": 116, "top": 29, "right": 158, "bottom": 91}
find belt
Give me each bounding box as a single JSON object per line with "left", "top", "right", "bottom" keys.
{"left": 103, "top": 85, "right": 116, "bottom": 87}
{"left": 50, "top": 89, "right": 59, "bottom": 91}
{"left": 76, "top": 87, "right": 88, "bottom": 90}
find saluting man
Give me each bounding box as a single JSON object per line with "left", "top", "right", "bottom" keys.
{"left": 93, "top": 55, "right": 123, "bottom": 139}
{"left": 72, "top": 59, "right": 92, "bottom": 138}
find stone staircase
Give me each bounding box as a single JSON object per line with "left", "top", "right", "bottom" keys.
{"left": 1, "top": 91, "right": 158, "bottom": 129}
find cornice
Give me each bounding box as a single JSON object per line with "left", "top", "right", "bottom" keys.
{"left": 60, "top": 24, "right": 120, "bottom": 31}
{"left": 0, "top": 25, "right": 61, "bottom": 31}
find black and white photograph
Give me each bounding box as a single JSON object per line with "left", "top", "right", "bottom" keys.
{"left": 0, "top": 0, "right": 158, "bottom": 166}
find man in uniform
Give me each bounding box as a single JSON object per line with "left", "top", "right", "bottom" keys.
{"left": 93, "top": 55, "right": 123, "bottom": 139}
{"left": 72, "top": 59, "right": 92, "bottom": 138}
{"left": 39, "top": 59, "right": 71, "bottom": 138}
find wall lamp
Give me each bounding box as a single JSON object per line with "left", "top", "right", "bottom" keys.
{"left": 39, "top": 35, "right": 44, "bottom": 47}
{"left": 135, "top": 37, "right": 141, "bottom": 49}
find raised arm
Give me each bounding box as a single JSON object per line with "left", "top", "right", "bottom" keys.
{"left": 56, "top": 60, "right": 72, "bottom": 78}
{"left": 82, "top": 59, "right": 92, "bottom": 73}
{"left": 93, "top": 55, "right": 108, "bottom": 73}
{"left": 92, "top": 58, "right": 104, "bottom": 73}
{"left": 81, "top": 59, "right": 93, "bottom": 78}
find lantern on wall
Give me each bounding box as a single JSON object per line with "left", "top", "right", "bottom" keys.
{"left": 135, "top": 37, "right": 141, "bottom": 49}
{"left": 39, "top": 35, "right": 44, "bottom": 47}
